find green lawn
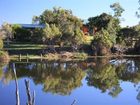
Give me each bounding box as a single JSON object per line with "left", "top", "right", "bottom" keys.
{"left": 4, "top": 35, "right": 94, "bottom": 50}
{"left": 4, "top": 44, "right": 61, "bottom": 50}
{"left": 3, "top": 43, "right": 73, "bottom": 55}
{"left": 4, "top": 44, "right": 46, "bottom": 50}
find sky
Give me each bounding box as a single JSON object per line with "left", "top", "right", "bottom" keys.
{"left": 0, "top": 0, "right": 139, "bottom": 27}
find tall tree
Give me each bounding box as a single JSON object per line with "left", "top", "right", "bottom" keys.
{"left": 33, "top": 7, "right": 85, "bottom": 51}
{"left": 136, "top": 0, "right": 140, "bottom": 18}
{"left": 88, "top": 13, "right": 120, "bottom": 55}
{"left": 87, "top": 13, "right": 120, "bottom": 35}
{"left": 110, "top": 2, "right": 125, "bottom": 19}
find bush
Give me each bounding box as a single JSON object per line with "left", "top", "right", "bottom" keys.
{"left": 0, "top": 51, "right": 9, "bottom": 62}
{"left": 0, "top": 39, "right": 3, "bottom": 49}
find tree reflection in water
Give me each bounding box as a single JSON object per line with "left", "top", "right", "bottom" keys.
{"left": 1, "top": 58, "right": 140, "bottom": 99}
{"left": 86, "top": 58, "right": 140, "bottom": 98}
{"left": 1, "top": 61, "right": 86, "bottom": 95}
{"left": 86, "top": 58, "right": 122, "bottom": 97}
{"left": 0, "top": 62, "right": 5, "bottom": 80}
{"left": 0, "top": 61, "right": 14, "bottom": 84}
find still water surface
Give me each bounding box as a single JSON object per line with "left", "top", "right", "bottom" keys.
{"left": 0, "top": 58, "right": 140, "bottom": 105}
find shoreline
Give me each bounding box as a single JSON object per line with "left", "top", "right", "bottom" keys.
{"left": 9, "top": 54, "right": 140, "bottom": 61}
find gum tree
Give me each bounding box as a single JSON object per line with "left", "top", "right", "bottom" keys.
{"left": 110, "top": 2, "right": 125, "bottom": 19}
{"left": 33, "top": 7, "right": 85, "bottom": 51}
{"left": 88, "top": 13, "right": 120, "bottom": 55}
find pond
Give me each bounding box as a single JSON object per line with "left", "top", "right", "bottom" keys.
{"left": 0, "top": 57, "right": 140, "bottom": 105}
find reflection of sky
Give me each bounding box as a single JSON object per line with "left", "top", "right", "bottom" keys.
{"left": 0, "top": 76, "right": 140, "bottom": 105}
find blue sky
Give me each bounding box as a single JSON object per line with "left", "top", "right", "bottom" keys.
{"left": 0, "top": 0, "right": 139, "bottom": 27}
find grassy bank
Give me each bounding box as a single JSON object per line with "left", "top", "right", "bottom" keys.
{"left": 10, "top": 54, "right": 140, "bottom": 60}
{"left": 5, "top": 43, "right": 140, "bottom": 61}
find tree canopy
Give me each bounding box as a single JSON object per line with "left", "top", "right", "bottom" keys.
{"left": 88, "top": 13, "right": 121, "bottom": 55}
{"left": 110, "top": 2, "right": 125, "bottom": 19}
{"left": 33, "top": 7, "right": 85, "bottom": 47}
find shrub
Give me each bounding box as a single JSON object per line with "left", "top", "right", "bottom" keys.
{"left": 0, "top": 51, "right": 9, "bottom": 62}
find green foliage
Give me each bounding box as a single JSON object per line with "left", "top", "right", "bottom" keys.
{"left": 12, "top": 24, "right": 43, "bottom": 43}
{"left": 5, "top": 62, "right": 85, "bottom": 95}
{"left": 12, "top": 24, "right": 21, "bottom": 37}
{"left": 116, "top": 61, "right": 140, "bottom": 83}
{"left": 38, "top": 7, "right": 82, "bottom": 29}
{"left": 108, "top": 86, "right": 122, "bottom": 97}
{"left": 31, "top": 28, "right": 43, "bottom": 43}
{"left": 0, "top": 39, "right": 3, "bottom": 49}
{"left": 86, "top": 63, "right": 119, "bottom": 92}
{"left": 117, "top": 27, "right": 139, "bottom": 47}
{"left": 13, "top": 27, "right": 32, "bottom": 42}
{"left": 32, "top": 16, "right": 40, "bottom": 24}
{"left": 88, "top": 12, "right": 122, "bottom": 55}
{"left": 42, "top": 66, "right": 85, "bottom": 95}
{"left": 0, "top": 22, "right": 13, "bottom": 40}
{"left": 12, "top": 24, "right": 21, "bottom": 30}
{"left": 34, "top": 7, "right": 84, "bottom": 47}
{"left": 132, "top": 25, "right": 140, "bottom": 53}
{"left": 2, "top": 57, "right": 140, "bottom": 97}
{"left": 95, "top": 29, "right": 114, "bottom": 47}
{"left": 74, "top": 28, "right": 86, "bottom": 44}
{"left": 88, "top": 13, "right": 120, "bottom": 54}
{"left": 43, "top": 24, "right": 61, "bottom": 40}
{"left": 110, "top": 2, "right": 125, "bottom": 18}
{"left": 43, "top": 24, "right": 53, "bottom": 40}
{"left": 136, "top": 0, "right": 140, "bottom": 18}
{"left": 0, "top": 51, "right": 9, "bottom": 62}
{"left": 0, "top": 51, "right": 6, "bottom": 56}
{"left": 85, "top": 58, "right": 126, "bottom": 97}
{"left": 91, "top": 29, "right": 114, "bottom": 55}
{"left": 0, "top": 61, "right": 9, "bottom": 81}
{"left": 132, "top": 25, "right": 140, "bottom": 37}
{"left": 87, "top": 13, "right": 120, "bottom": 33}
